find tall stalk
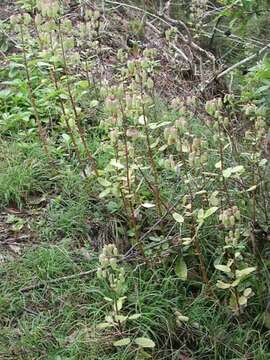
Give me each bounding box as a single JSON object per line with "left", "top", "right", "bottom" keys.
{"left": 48, "top": 33, "right": 86, "bottom": 176}
{"left": 19, "top": 23, "right": 49, "bottom": 155}
{"left": 57, "top": 20, "right": 98, "bottom": 176}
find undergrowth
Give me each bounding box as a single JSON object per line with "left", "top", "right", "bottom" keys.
{"left": 0, "top": 1, "right": 270, "bottom": 359}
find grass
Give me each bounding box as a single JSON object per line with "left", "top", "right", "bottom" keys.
{"left": 1, "top": 246, "right": 269, "bottom": 359}
{"left": 0, "top": 141, "right": 53, "bottom": 208}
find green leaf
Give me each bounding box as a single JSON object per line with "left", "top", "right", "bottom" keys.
{"left": 204, "top": 207, "right": 218, "bottom": 219}
{"left": 172, "top": 212, "right": 184, "bottom": 223}
{"left": 231, "top": 165, "right": 244, "bottom": 173}
{"left": 216, "top": 280, "right": 231, "bottom": 289}
{"left": 134, "top": 337, "right": 155, "bottom": 348}
{"left": 197, "top": 208, "right": 204, "bottom": 221}
{"left": 142, "top": 203, "right": 155, "bottom": 208}
{"left": 62, "top": 133, "right": 71, "bottom": 144}
{"left": 214, "top": 264, "right": 232, "bottom": 275}
{"left": 246, "top": 185, "right": 257, "bottom": 192}
{"left": 99, "top": 188, "right": 111, "bottom": 198}
{"left": 110, "top": 158, "right": 125, "bottom": 169}
{"left": 175, "top": 257, "right": 187, "bottom": 281}
{"left": 97, "top": 322, "right": 114, "bottom": 330}
{"left": 128, "top": 313, "right": 141, "bottom": 320}
{"left": 223, "top": 168, "right": 232, "bottom": 178}
{"left": 149, "top": 121, "right": 171, "bottom": 129}
{"left": 97, "top": 177, "right": 111, "bottom": 187}
{"left": 116, "top": 296, "right": 127, "bottom": 311}
{"left": 90, "top": 100, "right": 99, "bottom": 107}
{"left": 113, "top": 338, "right": 131, "bottom": 347}
{"left": 114, "top": 315, "right": 128, "bottom": 323}
{"left": 238, "top": 295, "right": 248, "bottom": 306}
{"left": 236, "top": 267, "right": 256, "bottom": 279}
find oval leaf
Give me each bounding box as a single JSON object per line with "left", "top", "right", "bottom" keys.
{"left": 204, "top": 207, "right": 218, "bottom": 219}
{"left": 175, "top": 257, "right": 187, "bottom": 281}
{"left": 135, "top": 337, "right": 155, "bottom": 348}
{"left": 142, "top": 203, "right": 156, "bottom": 208}
{"left": 172, "top": 212, "right": 184, "bottom": 224}
{"left": 113, "top": 338, "right": 131, "bottom": 347}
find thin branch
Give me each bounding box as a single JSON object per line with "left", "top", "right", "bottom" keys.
{"left": 201, "top": 43, "right": 270, "bottom": 91}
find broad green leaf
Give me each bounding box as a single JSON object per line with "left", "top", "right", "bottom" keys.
{"left": 138, "top": 115, "right": 147, "bottom": 125}
{"left": 104, "top": 296, "right": 113, "bottom": 302}
{"left": 214, "top": 264, "right": 232, "bottom": 275}
{"left": 236, "top": 267, "right": 256, "bottom": 279}
{"left": 172, "top": 212, "right": 184, "bottom": 223}
{"left": 238, "top": 295, "right": 248, "bottom": 306}
{"left": 149, "top": 121, "right": 171, "bottom": 129}
{"left": 216, "top": 280, "right": 231, "bottom": 289}
{"left": 175, "top": 257, "right": 187, "bottom": 281}
{"left": 134, "top": 337, "right": 155, "bottom": 348}
{"left": 98, "top": 177, "right": 111, "bottom": 187}
{"left": 231, "top": 278, "right": 241, "bottom": 287}
{"left": 215, "top": 161, "right": 222, "bottom": 169}
{"left": 99, "top": 188, "right": 111, "bottom": 198}
{"left": 223, "top": 168, "right": 232, "bottom": 178}
{"left": 116, "top": 296, "right": 127, "bottom": 311}
{"left": 62, "top": 133, "right": 71, "bottom": 143}
{"left": 182, "top": 237, "right": 192, "bottom": 245}
{"left": 177, "top": 314, "right": 189, "bottom": 322}
{"left": 113, "top": 338, "right": 131, "bottom": 347}
{"left": 114, "top": 315, "right": 128, "bottom": 323}
{"left": 197, "top": 208, "right": 204, "bottom": 220}
{"left": 97, "top": 322, "right": 114, "bottom": 330}
{"left": 110, "top": 159, "right": 125, "bottom": 169}
{"left": 204, "top": 206, "right": 218, "bottom": 219}
{"left": 243, "top": 288, "right": 252, "bottom": 297}
{"left": 90, "top": 100, "right": 99, "bottom": 107}
{"left": 142, "top": 203, "right": 156, "bottom": 208}
{"left": 246, "top": 185, "right": 257, "bottom": 192}
{"left": 259, "top": 159, "right": 267, "bottom": 167}
{"left": 128, "top": 313, "right": 141, "bottom": 320}
{"left": 231, "top": 165, "right": 244, "bottom": 173}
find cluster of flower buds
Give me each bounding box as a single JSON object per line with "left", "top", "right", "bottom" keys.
{"left": 10, "top": 13, "right": 31, "bottom": 28}
{"left": 109, "top": 128, "right": 119, "bottom": 145}
{"left": 219, "top": 206, "right": 241, "bottom": 228}
{"left": 224, "top": 229, "right": 241, "bottom": 247}
{"left": 97, "top": 244, "right": 125, "bottom": 294}
{"left": 36, "top": 0, "right": 61, "bottom": 18}
{"left": 78, "top": 9, "right": 101, "bottom": 45}
{"left": 126, "top": 128, "right": 140, "bottom": 140}
{"left": 188, "top": 152, "right": 203, "bottom": 168}
{"left": 254, "top": 117, "right": 266, "bottom": 139}
{"left": 117, "top": 49, "right": 128, "bottom": 63}
{"left": 205, "top": 98, "right": 223, "bottom": 117}
{"left": 243, "top": 103, "right": 257, "bottom": 116}
{"left": 164, "top": 126, "right": 178, "bottom": 145}
{"left": 162, "top": 154, "right": 176, "bottom": 171}
{"left": 186, "top": 96, "right": 197, "bottom": 107}
{"left": 175, "top": 117, "right": 187, "bottom": 134}
{"left": 98, "top": 244, "right": 118, "bottom": 265}
{"left": 190, "top": 0, "right": 207, "bottom": 29}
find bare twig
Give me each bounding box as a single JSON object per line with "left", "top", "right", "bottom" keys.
{"left": 20, "top": 268, "right": 97, "bottom": 292}
{"left": 201, "top": 42, "right": 270, "bottom": 91}
{"left": 95, "top": 0, "right": 215, "bottom": 63}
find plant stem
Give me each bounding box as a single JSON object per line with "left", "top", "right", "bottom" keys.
{"left": 19, "top": 23, "right": 49, "bottom": 155}
{"left": 57, "top": 20, "right": 99, "bottom": 176}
